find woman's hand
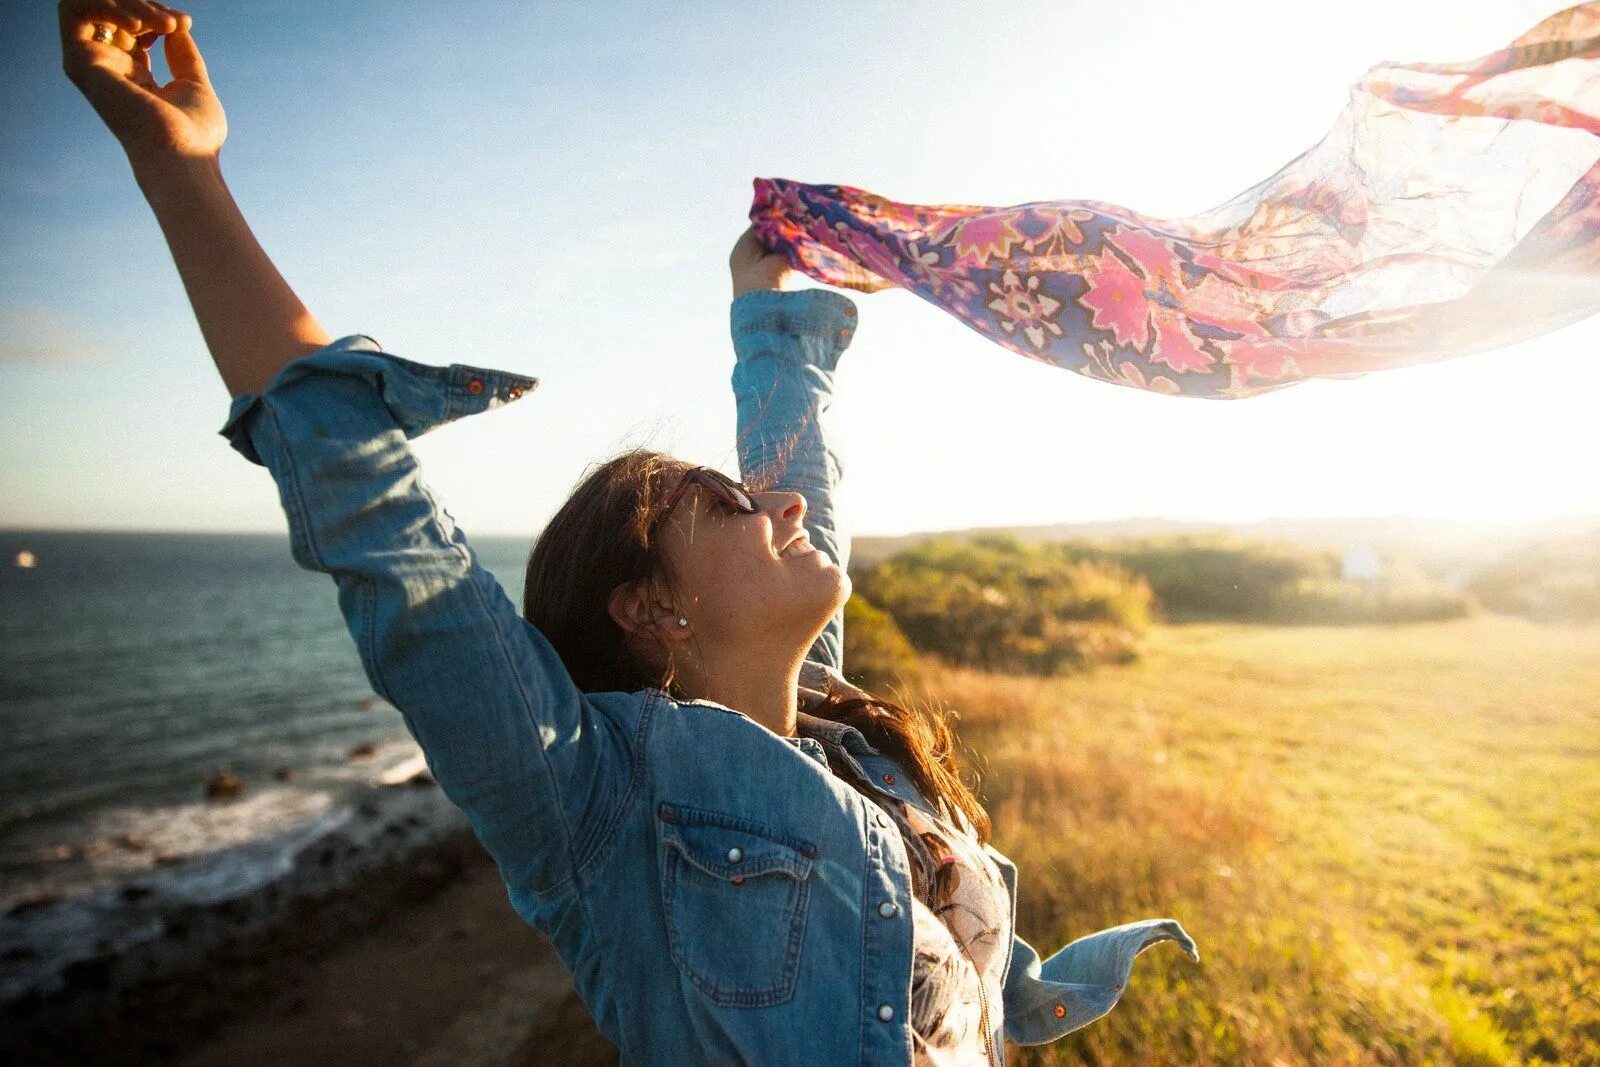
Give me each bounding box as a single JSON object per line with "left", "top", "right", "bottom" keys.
{"left": 729, "top": 225, "right": 795, "bottom": 298}
{"left": 58, "top": 0, "right": 225, "bottom": 166}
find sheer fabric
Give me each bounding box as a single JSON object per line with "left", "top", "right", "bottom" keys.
{"left": 750, "top": 4, "right": 1600, "bottom": 398}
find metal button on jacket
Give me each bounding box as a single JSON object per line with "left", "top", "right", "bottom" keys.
{"left": 877, "top": 1004, "right": 895, "bottom": 1022}
{"left": 878, "top": 901, "right": 899, "bottom": 919}
{"left": 726, "top": 846, "right": 743, "bottom": 864}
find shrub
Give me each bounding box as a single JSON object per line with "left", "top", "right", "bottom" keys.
{"left": 851, "top": 535, "right": 1152, "bottom": 676}
{"left": 1055, "top": 535, "right": 1472, "bottom": 624}
{"left": 1055, "top": 535, "right": 1335, "bottom": 621}
{"left": 840, "top": 594, "right": 920, "bottom": 691}
{"left": 1469, "top": 532, "right": 1600, "bottom": 620}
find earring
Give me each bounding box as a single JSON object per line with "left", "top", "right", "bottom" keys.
{"left": 677, "top": 617, "right": 689, "bottom": 628}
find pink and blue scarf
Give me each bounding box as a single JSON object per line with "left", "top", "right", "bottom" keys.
{"left": 749, "top": 4, "right": 1600, "bottom": 398}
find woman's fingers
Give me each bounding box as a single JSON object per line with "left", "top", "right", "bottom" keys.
{"left": 60, "top": 1, "right": 134, "bottom": 63}
{"left": 161, "top": 23, "right": 209, "bottom": 86}
{"left": 146, "top": 1, "right": 193, "bottom": 34}
{"left": 59, "top": 0, "right": 180, "bottom": 54}
{"left": 108, "top": 0, "right": 177, "bottom": 35}
{"left": 130, "top": 33, "right": 157, "bottom": 89}
{"left": 129, "top": 0, "right": 179, "bottom": 31}
{"left": 60, "top": 0, "right": 199, "bottom": 91}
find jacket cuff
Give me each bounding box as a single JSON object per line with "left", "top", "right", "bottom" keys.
{"left": 1005, "top": 919, "right": 1200, "bottom": 1045}
{"left": 730, "top": 288, "right": 859, "bottom": 369}
{"left": 218, "top": 334, "right": 539, "bottom": 466}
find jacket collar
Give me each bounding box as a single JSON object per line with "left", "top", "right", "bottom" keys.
{"left": 794, "top": 709, "right": 878, "bottom": 757}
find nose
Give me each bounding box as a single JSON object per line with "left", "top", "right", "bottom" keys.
{"left": 767, "top": 491, "right": 805, "bottom": 522}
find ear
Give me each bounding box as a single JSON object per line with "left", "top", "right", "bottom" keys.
{"left": 607, "top": 579, "right": 692, "bottom": 643}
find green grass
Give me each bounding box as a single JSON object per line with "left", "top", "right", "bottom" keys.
{"left": 902, "top": 617, "right": 1600, "bottom": 1065}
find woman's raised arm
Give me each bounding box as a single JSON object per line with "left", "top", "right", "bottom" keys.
{"left": 728, "top": 228, "right": 859, "bottom": 671}
{"left": 58, "top": 0, "right": 332, "bottom": 398}
{"left": 60, "top": 2, "right": 636, "bottom": 902}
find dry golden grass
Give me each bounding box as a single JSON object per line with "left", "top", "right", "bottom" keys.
{"left": 903, "top": 616, "right": 1600, "bottom": 1065}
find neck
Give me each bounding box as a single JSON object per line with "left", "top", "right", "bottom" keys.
{"left": 679, "top": 645, "right": 806, "bottom": 739}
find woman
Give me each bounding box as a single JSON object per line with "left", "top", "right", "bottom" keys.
{"left": 57, "top": 2, "right": 1196, "bottom": 1063}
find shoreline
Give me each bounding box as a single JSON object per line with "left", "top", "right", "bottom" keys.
{"left": 1, "top": 771, "right": 616, "bottom": 1065}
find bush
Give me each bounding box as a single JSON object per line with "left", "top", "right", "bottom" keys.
{"left": 1270, "top": 576, "right": 1475, "bottom": 624}
{"left": 1469, "top": 532, "right": 1600, "bottom": 620}
{"left": 1055, "top": 535, "right": 1472, "bottom": 624}
{"left": 840, "top": 595, "right": 920, "bottom": 691}
{"left": 851, "top": 535, "right": 1152, "bottom": 676}
{"left": 1055, "top": 535, "right": 1335, "bottom": 621}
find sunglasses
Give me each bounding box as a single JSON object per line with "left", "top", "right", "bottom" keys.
{"left": 653, "top": 466, "right": 760, "bottom": 528}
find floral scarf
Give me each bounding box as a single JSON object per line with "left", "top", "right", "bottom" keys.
{"left": 749, "top": 3, "right": 1600, "bottom": 399}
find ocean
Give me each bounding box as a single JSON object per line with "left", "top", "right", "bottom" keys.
{"left": 0, "top": 528, "right": 534, "bottom": 916}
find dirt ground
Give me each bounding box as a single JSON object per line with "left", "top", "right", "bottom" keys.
{"left": 177, "top": 858, "right": 616, "bottom": 1066}
{"left": 5, "top": 839, "right": 617, "bottom": 1066}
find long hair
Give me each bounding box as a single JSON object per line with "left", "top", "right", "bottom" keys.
{"left": 523, "top": 447, "right": 990, "bottom": 844}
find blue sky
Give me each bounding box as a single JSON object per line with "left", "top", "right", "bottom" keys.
{"left": 3, "top": 0, "right": 1596, "bottom": 537}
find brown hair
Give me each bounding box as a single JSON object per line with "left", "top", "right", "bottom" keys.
{"left": 522, "top": 447, "right": 991, "bottom": 845}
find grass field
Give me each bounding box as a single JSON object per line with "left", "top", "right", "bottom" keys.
{"left": 896, "top": 616, "right": 1600, "bottom": 1065}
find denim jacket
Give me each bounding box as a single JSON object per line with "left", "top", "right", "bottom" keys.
{"left": 219, "top": 287, "right": 1196, "bottom": 1065}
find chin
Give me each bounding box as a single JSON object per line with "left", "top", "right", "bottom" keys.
{"left": 824, "top": 569, "right": 852, "bottom": 618}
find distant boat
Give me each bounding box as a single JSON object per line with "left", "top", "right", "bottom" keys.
{"left": 14, "top": 550, "right": 35, "bottom": 569}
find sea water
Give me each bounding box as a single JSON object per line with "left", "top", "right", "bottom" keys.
{"left": 0, "top": 528, "right": 534, "bottom": 913}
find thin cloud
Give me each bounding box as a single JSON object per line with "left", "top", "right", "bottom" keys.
{"left": 0, "top": 304, "right": 107, "bottom": 366}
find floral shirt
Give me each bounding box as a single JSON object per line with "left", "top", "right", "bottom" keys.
{"left": 893, "top": 796, "right": 1012, "bottom": 1065}
{"left": 794, "top": 699, "right": 1011, "bottom": 1066}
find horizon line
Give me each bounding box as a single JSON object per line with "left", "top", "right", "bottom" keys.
{"left": 4, "top": 511, "right": 1598, "bottom": 541}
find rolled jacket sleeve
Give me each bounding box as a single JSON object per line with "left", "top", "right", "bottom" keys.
{"left": 983, "top": 840, "right": 1200, "bottom": 1045}
{"left": 729, "top": 288, "right": 858, "bottom": 671}
{"left": 219, "top": 334, "right": 633, "bottom": 897}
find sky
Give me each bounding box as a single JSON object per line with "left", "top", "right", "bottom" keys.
{"left": 3, "top": 0, "right": 1597, "bottom": 538}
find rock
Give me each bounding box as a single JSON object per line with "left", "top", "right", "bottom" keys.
{"left": 62, "top": 953, "right": 116, "bottom": 992}
{"left": 114, "top": 833, "right": 150, "bottom": 851}
{"left": 6, "top": 890, "right": 66, "bottom": 917}
{"left": 347, "top": 742, "right": 378, "bottom": 760}
{"left": 272, "top": 766, "right": 296, "bottom": 781}
{"left": 204, "top": 770, "right": 246, "bottom": 801}
{"left": 30, "top": 843, "right": 75, "bottom": 863}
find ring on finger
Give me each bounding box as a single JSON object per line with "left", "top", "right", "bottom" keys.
{"left": 92, "top": 23, "right": 115, "bottom": 43}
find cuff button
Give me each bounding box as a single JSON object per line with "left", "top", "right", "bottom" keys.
{"left": 466, "top": 378, "right": 485, "bottom": 396}
{"left": 508, "top": 385, "right": 524, "bottom": 400}
{"left": 1054, "top": 1003, "right": 1066, "bottom": 1018}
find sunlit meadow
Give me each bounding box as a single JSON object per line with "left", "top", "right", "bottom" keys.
{"left": 890, "top": 618, "right": 1600, "bottom": 1065}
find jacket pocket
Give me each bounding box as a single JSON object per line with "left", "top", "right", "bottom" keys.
{"left": 657, "top": 802, "right": 816, "bottom": 1007}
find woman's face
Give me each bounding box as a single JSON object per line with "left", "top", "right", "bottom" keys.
{"left": 655, "top": 473, "right": 849, "bottom": 657}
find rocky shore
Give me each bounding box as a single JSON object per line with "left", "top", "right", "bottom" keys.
{"left": 1, "top": 769, "right": 616, "bottom": 1065}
